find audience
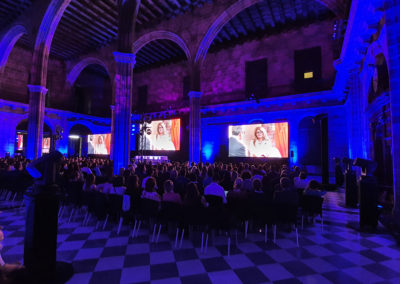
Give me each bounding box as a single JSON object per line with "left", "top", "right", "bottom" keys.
{"left": 162, "top": 180, "right": 182, "bottom": 204}
{"left": 303, "top": 180, "right": 326, "bottom": 197}
{"left": 204, "top": 172, "right": 227, "bottom": 204}
{"left": 294, "top": 171, "right": 309, "bottom": 189}
{"left": 141, "top": 177, "right": 161, "bottom": 202}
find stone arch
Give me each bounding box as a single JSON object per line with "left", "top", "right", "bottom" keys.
{"left": 67, "top": 57, "right": 111, "bottom": 86}
{"left": 68, "top": 123, "right": 92, "bottom": 157}
{"left": 132, "top": 30, "right": 191, "bottom": 61}
{"left": 30, "top": 0, "right": 72, "bottom": 86}
{"left": 0, "top": 25, "right": 27, "bottom": 72}
{"left": 195, "top": 0, "right": 263, "bottom": 64}
{"left": 298, "top": 116, "right": 321, "bottom": 167}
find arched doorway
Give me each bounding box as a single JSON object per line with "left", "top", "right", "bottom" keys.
{"left": 15, "top": 119, "right": 52, "bottom": 156}
{"left": 298, "top": 116, "right": 321, "bottom": 174}
{"left": 68, "top": 124, "right": 91, "bottom": 157}
{"left": 72, "top": 64, "right": 112, "bottom": 117}
{"left": 367, "top": 53, "right": 393, "bottom": 210}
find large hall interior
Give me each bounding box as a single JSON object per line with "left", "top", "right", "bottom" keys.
{"left": 0, "top": 0, "right": 400, "bottom": 283}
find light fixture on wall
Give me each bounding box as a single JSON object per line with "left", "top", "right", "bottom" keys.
{"left": 68, "top": 135, "right": 80, "bottom": 139}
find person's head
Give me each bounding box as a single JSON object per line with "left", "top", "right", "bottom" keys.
{"left": 252, "top": 178, "right": 262, "bottom": 192}
{"left": 231, "top": 126, "right": 243, "bottom": 139}
{"left": 144, "top": 177, "right": 156, "bottom": 192}
{"left": 164, "top": 179, "right": 174, "bottom": 193}
{"left": 127, "top": 175, "right": 139, "bottom": 190}
{"left": 185, "top": 182, "right": 199, "bottom": 201}
{"left": 280, "top": 177, "right": 291, "bottom": 190}
{"left": 234, "top": 177, "right": 243, "bottom": 190}
{"left": 157, "top": 122, "right": 166, "bottom": 135}
{"left": 307, "top": 180, "right": 320, "bottom": 190}
{"left": 97, "top": 135, "right": 104, "bottom": 144}
{"left": 254, "top": 127, "right": 267, "bottom": 141}
{"left": 241, "top": 170, "right": 251, "bottom": 180}
{"left": 299, "top": 171, "right": 307, "bottom": 180}
{"left": 212, "top": 171, "right": 220, "bottom": 182}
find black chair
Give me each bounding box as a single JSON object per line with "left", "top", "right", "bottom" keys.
{"left": 248, "top": 191, "right": 273, "bottom": 242}
{"left": 159, "top": 201, "right": 183, "bottom": 247}
{"left": 204, "top": 195, "right": 233, "bottom": 256}
{"left": 138, "top": 198, "right": 160, "bottom": 243}
{"left": 227, "top": 194, "right": 251, "bottom": 240}
{"left": 107, "top": 194, "right": 126, "bottom": 234}
{"left": 273, "top": 202, "right": 299, "bottom": 247}
{"left": 81, "top": 190, "right": 96, "bottom": 226}
{"left": 301, "top": 195, "right": 324, "bottom": 230}
{"left": 93, "top": 191, "right": 109, "bottom": 229}
{"left": 65, "top": 181, "right": 83, "bottom": 223}
{"left": 181, "top": 202, "right": 207, "bottom": 251}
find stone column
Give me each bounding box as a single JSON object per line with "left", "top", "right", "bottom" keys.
{"left": 385, "top": 2, "right": 400, "bottom": 218}
{"left": 110, "top": 105, "right": 115, "bottom": 161}
{"left": 112, "top": 52, "right": 135, "bottom": 174}
{"left": 26, "top": 85, "right": 47, "bottom": 160}
{"left": 189, "top": 91, "right": 202, "bottom": 163}
{"left": 347, "top": 71, "right": 367, "bottom": 159}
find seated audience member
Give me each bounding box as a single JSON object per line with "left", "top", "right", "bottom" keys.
{"left": 125, "top": 175, "right": 141, "bottom": 199}
{"left": 83, "top": 174, "right": 96, "bottom": 192}
{"left": 220, "top": 171, "right": 233, "bottom": 191}
{"left": 113, "top": 176, "right": 126, "bottom": 195}
{"left": 202, "top": 167, "right": 213, "bottom": 188}
{"left": 241, "top": 170, "right": 253, "bottom": 192}
{"left": 274, "top": 177, "right": 299, "bottom": 204}
{"left": 227, "top": 178, "right": 247, "bottom": 202}
{"left": 275, "top": 177, "right": 294, "bottom": 192}
{"left": 183, "top": 182, "right": 207, "bottom": 207}
{"left": 262, "top": 175, "right": 275, "bottom": 200}
{"left": 204, "top": 172, "right": 227, "bottom": 204}
{"left": 294, "top": 171, "right": 309, "bottom": 189}
{"left": 162, "top": 180, "right": 182, "bottom": 204}
{"left": 141, "top": 177, "right": 161, "bottom": 202}
{"left": 97, "top": 176, "right": 114, "bottom": 194}
{"left": 249, "top": 178, "right": 270, "bottom": 205}
{"left": 303, "top": 180, "right": 326, "bottom": 197}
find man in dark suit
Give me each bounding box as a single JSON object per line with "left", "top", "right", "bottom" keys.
{"left": 229, "top": 126, "right": 247, "bottom": 157}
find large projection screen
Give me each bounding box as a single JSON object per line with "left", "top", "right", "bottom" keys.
{"left": 88, "top": 134, "right": 111, "bottom": 155}
{"left": 42, "top": 137, "right": 51, "bottom": 154}
{"left": 138, "top": 118, "right": 180, "bottom": 151}
{"left": 228, "top": 122, "right": 288, "bottom": 158}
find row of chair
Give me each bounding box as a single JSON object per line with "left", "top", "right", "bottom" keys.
{"left": 59, "top": 183, "right": 324, "bottom": 256}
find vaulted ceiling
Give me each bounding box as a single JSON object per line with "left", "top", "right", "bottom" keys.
{"left": 0, "top": 0, "right": 32, "bottom": 29}
{"left": 1, "top": 0, "right": 345, "bottom": 72}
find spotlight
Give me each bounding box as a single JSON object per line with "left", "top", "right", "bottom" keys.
{"left": 69, "top": 135, "right": 80, "bottom": 139}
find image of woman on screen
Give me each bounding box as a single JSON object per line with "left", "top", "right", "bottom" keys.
{"left": 152, "top": 122, "right": 176, "bottom": 151}
{"left": 94, "top": 135, "right": 108, "bottom": 155}
{"left": 248, "top": 126, "right": 281, "bottom": 158}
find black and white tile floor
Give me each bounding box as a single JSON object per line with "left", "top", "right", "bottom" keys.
{"left": 1, "top": 192, "right": 400, "bottom": 284}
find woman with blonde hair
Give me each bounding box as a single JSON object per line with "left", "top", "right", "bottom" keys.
{"left": 152, "top": 122, "right": 176, "bottom": 150}
{"left": 248, "top": 126, "right": 281, "bottom": 158}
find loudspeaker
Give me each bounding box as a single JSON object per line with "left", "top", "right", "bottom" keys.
{"left": 358, "top": 175, "right": 379, "bottom": 228}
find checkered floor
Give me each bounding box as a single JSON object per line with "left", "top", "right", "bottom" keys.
{"left": 1, "top": 192, "right": 400, "bottom": 284}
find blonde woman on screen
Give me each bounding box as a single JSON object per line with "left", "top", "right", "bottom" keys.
{"left": 152, "top": 122, "right": 175, "bottom": 150}
{"left": 248, "top": 126, "right": 281, "bottom": 158}
{"left": 94, "top": 135, "right": 108, "bottom": 155}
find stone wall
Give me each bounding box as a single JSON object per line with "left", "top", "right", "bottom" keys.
{"left": 133, "top": 20, "right": 336, "bottom": 110}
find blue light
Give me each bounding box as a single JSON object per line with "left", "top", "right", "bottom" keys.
{"left": 202, "top": 142, "right": 214, "bottom": 161}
